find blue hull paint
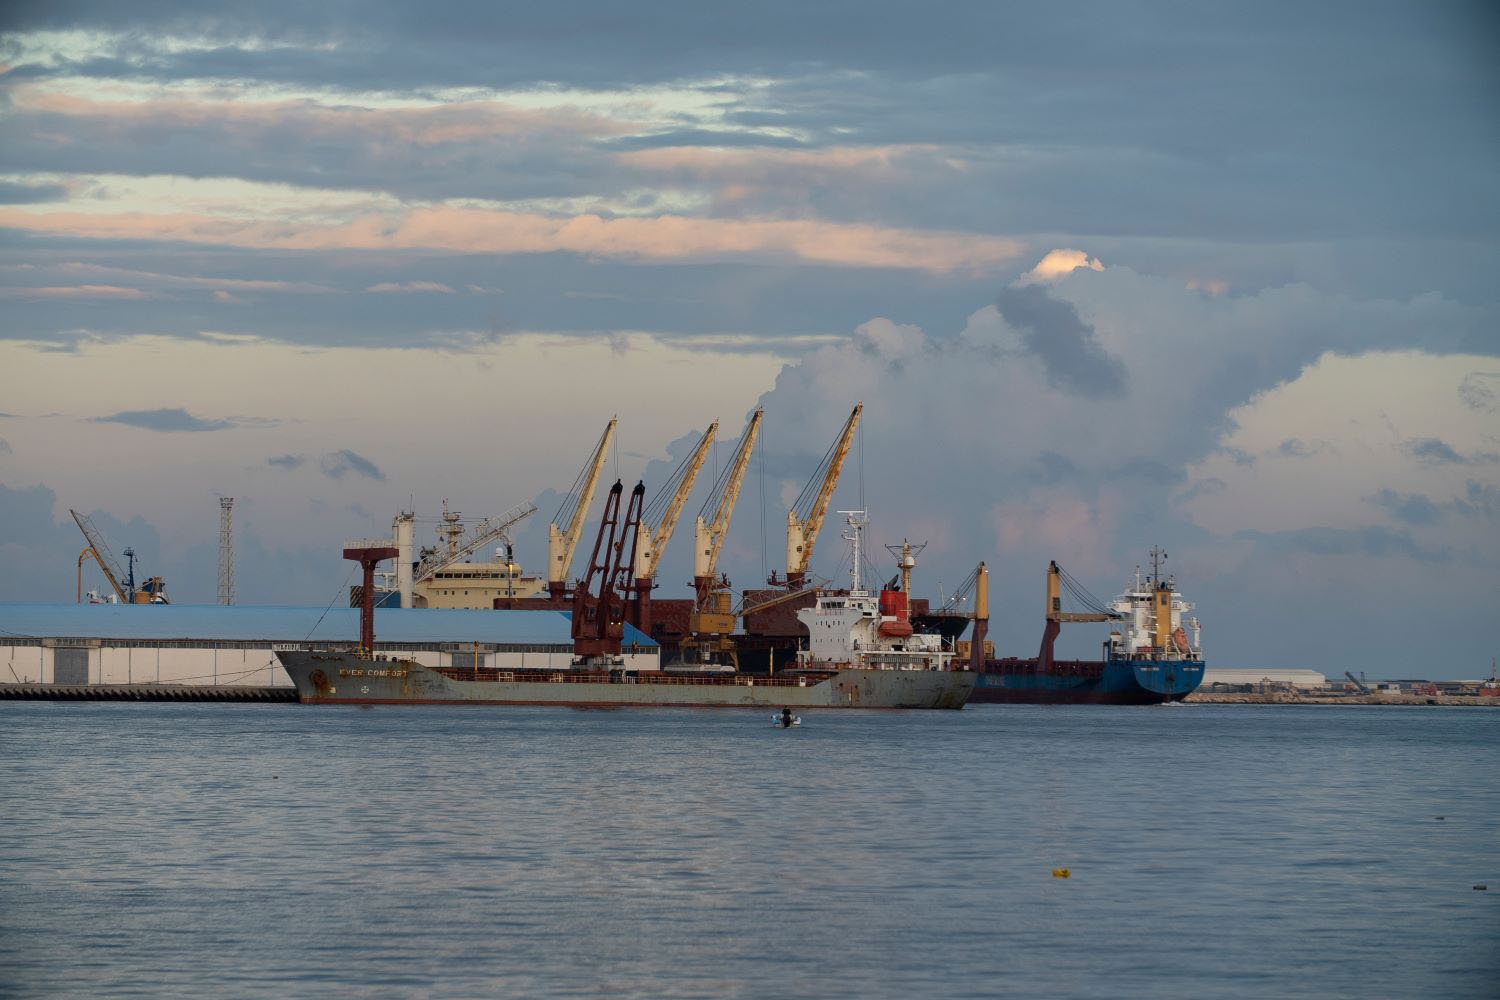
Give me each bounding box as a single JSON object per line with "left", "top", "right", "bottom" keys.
{"left": 970, "top": 657, "right": 1205, "bottom": 705}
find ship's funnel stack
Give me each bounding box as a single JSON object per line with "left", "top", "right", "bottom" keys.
{"left": 1154, "top": 582, "right": 1173, "bottom": 655}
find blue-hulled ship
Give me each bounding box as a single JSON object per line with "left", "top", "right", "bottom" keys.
{"left": 966, "top": 550, "right": 1205, "bottom": 704}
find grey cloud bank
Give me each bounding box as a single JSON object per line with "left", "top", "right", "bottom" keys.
{"left": 319, "top": 449, "right": 386, "bottom": 481}
{"left": 91, "top": 408, "right": 235, "bottom": 432}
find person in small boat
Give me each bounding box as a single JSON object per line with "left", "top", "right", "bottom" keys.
{"left": 780, "top": 707, "right": 794, "bottom": 727}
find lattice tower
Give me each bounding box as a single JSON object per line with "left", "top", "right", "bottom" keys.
{"left": 218, "top": 497, "right": 235, "bottom": 605}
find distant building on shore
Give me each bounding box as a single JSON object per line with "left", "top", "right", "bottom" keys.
{"left": 1202, "top": 668, "right": 1327, "bottom": 691}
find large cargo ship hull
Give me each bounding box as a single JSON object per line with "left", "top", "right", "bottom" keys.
{"left": 970, "top": 656, "right": 1205, "bottom": 705}
{"left": 276, "top": 651, "right": 974, "bottom": 709}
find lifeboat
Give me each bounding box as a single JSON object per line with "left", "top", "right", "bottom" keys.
{"left": 1172, "top": 626, "right": 1190, "bottom": 655}
{"left": 878, "top": 589, "right": 913, "bottom": 638}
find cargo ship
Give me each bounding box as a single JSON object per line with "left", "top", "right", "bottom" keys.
{"left": 965, "top": 551, "right": 1205, "bottom": 704}
{"left": 280, "top": 505, "right": 973, "bottom": 709}
{"left": 274, "top": 650, "right": 971, "bottom": 709}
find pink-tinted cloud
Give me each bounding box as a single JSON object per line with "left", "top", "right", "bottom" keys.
{"left": 0, "top": 284, "right": 148, "bottom": 300}
{"left": 0, "top": 206, "right": 1023, "bottom": 273}
{"left": 1022, "top": 248, "right": 1105, "bottom": 282}
{"left": 617, "top": 144, "right": 956, "bottom": 213}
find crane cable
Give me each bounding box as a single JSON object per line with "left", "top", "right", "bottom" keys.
{"left": 790, "top": 426, "right": 844, "bottom": 522}
{"left": 640, "top": 429, "right": 705, "bottom": 530}
{"left": 938, "top": 565, "right": 981, "bottom": 611}
{"left": 1055, "top": 563, "right": 1117, "bottom": 617}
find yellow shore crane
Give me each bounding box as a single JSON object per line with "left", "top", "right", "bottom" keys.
{"left": 628, "top": 420, "right": 719, "bottom": 631}
{"left": 70, "top": 509, "right": 169, "bottom": 604}
{"left": 546, "top": 418, "right": 616, "bottom": 599}
{"left": 782, "top": 403, "right": 862, "bottom": 589}
{"left": 687, "top": 408, "right": 763, "bottom": 661}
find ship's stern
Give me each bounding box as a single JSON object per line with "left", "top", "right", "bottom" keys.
{"left": 1131, "top": 659, "right": 1205, "bottom": 701}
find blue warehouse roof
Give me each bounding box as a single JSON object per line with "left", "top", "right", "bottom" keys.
{"left": 0, "top": 603, "right": 658, "bottom": 649}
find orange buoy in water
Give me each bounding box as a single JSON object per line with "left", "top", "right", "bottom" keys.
{"left": 1051, "top": 868, "right": 1070, "bottom": 878}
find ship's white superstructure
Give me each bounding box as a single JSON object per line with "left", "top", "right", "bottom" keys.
{"left": 1106, "top": 565, "right": 1202, "bottom": 662}
{"left": 795, "top": 512, "right": 953, "bottom": 672}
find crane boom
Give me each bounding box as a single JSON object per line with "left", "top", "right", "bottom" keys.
{"left": 548, "top": 418, "right": 616, "bottom": 597}
{"left": 785, "top": 402, "right": 861, "bottom": 587}
{"left": 69, "top": 509, "right": 130, "bottom": 602}
{"left": 634, "top": 420, "right": 718, "bottom": 581}
{"left": 732, "top": 577, "right": 827, "bottom": 618}
{"left": 415, "top": 501, "right": 538, "bottom": 582}
{"left": 693, "top": 409, "right": 762, "bottom": 586}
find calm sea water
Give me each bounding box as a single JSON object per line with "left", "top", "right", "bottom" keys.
{"left": 1, "top": 702, "right": 1495, "bottom": 998}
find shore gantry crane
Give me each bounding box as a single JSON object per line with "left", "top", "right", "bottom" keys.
{"left": 547, "top": 417, "right": 616, "bottom": 599}
{"left": 628, "top": 420, "right": 718, "bottom": 632}
{"left": 687, "top": 408, "right": 763, "bottom": 661}
{"left": 71, "top": 508, "right": 169, "bottom": 604}
{"left": 571, "top": 479, "right": 645, "bottom": 661}
{"left": 782, "top": 402, "right": 862, "bottom": 589}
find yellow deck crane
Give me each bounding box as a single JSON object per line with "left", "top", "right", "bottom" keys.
{"left": 782, "top": 402, "right": 862, "bottom": 589}
{"left": 1040, "top": 560, "right": 1124, "bottom": 669}
{"left": 546, "top": 418, "right": 617, "bottom": 600}
{"left": 628, "top": 420, "right": 718, "bottom": 632}
{"left": 70, "top": 509, "right": 169, "bottom": 604}
{"left": 687, "top": 408, "right": 763, "bottom": 663}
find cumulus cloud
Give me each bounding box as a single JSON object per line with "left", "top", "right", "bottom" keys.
{"left": 91, "top": 407, "right": 236, "bottom": 431}
{"left": 1181, "top": 352, "right": 1499, "bottom": 559}
{"left": 994, "top": 282, "right": 1127, "bottom": 397}
{"left": 319, "top": 449, "right": 386, "bottom": 481}
{"left": 740, "top": 268, "right": 1497, "bottom": 669}
{"left": 1023, "top": 248, "right": 1104, "bottom": 283}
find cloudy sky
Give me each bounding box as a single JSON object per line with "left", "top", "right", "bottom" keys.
{"left": 1, "top": 2, "right": 1496, "bottom": 675}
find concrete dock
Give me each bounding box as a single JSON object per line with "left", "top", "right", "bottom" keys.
{"left": 0, "top": 683, "right": 297, "bottom": 702}
{"left": 1185, "top": 691, "right": 1498, "bottom": 706}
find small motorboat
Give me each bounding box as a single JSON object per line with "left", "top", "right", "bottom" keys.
{"left": 772, "top": 710, "right": 801, "bottom": 728}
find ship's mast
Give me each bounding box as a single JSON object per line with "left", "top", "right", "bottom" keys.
{"left": 884, "top": 539, "right": 926, "bottom": 595}
{"left": 840, "top": 510, "right": 868, "bottom": 594}
{"left": 1149, "top": 546, "right": 1167, "bottom": 586}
